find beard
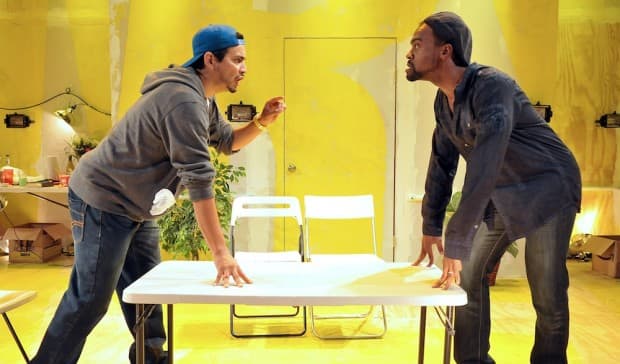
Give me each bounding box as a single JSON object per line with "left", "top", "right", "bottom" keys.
{"left": 406, "top": 64, "right": 423, "bottom": 82}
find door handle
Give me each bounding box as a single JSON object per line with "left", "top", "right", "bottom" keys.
{"left": 287, "top": 163, "right": 297, "bottom": 172}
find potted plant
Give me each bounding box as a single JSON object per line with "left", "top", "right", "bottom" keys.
{"left": 158, "top": 149, "right": 246, "bottom": 260}
{"left": 66, "top": 134, "right": 99, "bottom": 161}
{"left": 64, "top": 134, "right": 99, "bottom": 173}
{"left": 445, "top": 191, "right": 518, "bottom": 285}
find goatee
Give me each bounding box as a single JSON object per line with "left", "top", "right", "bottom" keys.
{"left": 406, "top": 67, "right": 423, "bottom": 82}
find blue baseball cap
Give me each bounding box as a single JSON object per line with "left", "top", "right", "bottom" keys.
{"left": 182, "top": 24, "right": 245, "bottom": 67}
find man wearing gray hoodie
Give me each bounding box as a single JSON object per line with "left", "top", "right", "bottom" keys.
{"left": 32, "top": 24, "right": 283, "bottom": 364}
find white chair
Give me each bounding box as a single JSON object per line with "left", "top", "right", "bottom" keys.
{"left": 229, "top": 195, "right": 306, "bottom": 337}
{"left": 304, "top": 194, "right": 387, "bottom": 339}
{"left": 1, "top": 290, "right": 36, "bottom": 363}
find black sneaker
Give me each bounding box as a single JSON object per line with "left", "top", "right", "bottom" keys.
{"left": 129, "top": 345, "right": 168, "bottom": 364}
{"left": 157, "top": 351, "right": 169, "bottom": 364}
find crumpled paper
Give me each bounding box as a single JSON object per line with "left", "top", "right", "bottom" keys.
{"left": 150, "top": 188, "right": 176, "bottom": 216}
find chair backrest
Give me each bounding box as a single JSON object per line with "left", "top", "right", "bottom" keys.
{"left": 231, "top": 196, "right": 303, "bottom": 226}
{"left": 303, "top": 194, "right": 377, "bottom": 257}
{"left": 230, "top": 195, "right": 304, "bottom": 257}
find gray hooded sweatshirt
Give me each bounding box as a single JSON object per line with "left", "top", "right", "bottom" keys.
{"left": 69, "top": 66, "right": 234, "bottom": 221}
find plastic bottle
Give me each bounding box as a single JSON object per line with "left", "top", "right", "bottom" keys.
{"left": 1, "top": 154, "right": 14, "bottom": 185}
{"left": 1, "top": 154, "right": 26, "bottom": 185}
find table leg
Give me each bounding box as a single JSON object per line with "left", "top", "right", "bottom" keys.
{"left": 27, "top": 192, "right": 68, "bottom": 209}
{"left": 3, "top": 312, "right": 30, "bottom": 363}
{"left": 443, "top": 306, "right": 455, "bottom": 364}
{"left": 167, "top": 304, "right": 173, "bottom": 364}
{"left": 136, "top": 304, "right": 145, "bottom": 364}
{"left": 418, "top": 306, "right": 427, "bottom": 364}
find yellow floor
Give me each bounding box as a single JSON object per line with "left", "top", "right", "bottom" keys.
{"left": 1, "top": 255, "right": 619, "bottom": 363}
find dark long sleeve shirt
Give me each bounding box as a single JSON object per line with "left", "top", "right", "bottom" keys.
{"left": 422, "top": 63, "right": 581, "bottom": 260}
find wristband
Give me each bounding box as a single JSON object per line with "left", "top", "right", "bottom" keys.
{"left": 253, "top": 117, "right": 267, "bottom": 131}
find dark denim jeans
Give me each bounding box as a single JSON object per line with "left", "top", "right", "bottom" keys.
{"left": 454, "top": 207, "right": 576, "bottom": 364}
{"left": 31, "top": 189, "right": 166, "bottom": 364}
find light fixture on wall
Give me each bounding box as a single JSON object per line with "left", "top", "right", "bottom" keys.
{"left": 54, "top": 104, "right": 79, "bottom": 124}
{"left": 533, "top": 101, "right": 552, "bottom": 123}
{"left": 226, "top": 101, "right": 257, "bottom": 122}
{"left": 4, "top": 113, "right": 34, "bottom": 128}
{"left": 595, "top": 111, "right": 619, "bottom": 128}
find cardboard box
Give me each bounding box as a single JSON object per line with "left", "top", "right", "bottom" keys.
{"left": 3, "top": 223, "right": 71, "bottom": 263}
{"left": 585, "top": 235, "right": 620, "bottom": 278}
{"left": 8, "top": 243, "right": 62, "bottom": 263}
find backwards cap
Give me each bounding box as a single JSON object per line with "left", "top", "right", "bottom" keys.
{"left": 182, "top": 24, "right": 245, "bottom": 67}
{"left": 423, "top": 12, "right": 472, "bottom": 67}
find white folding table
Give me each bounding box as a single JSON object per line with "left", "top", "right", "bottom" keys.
{"left": 0, "top": 185, "right": 69, "bottom": 209}
{"left": 123, "top": 260, "right": 467, "bottom": 364}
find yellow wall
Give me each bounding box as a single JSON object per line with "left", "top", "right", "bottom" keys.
{"left": 0, "top": 0, "right": 111, "bottom": 224}
{"left": 556, "top": 0, "right": 620, "bottom": 235}
{"left": 493, "top": 1, "right": 558, "bottom": 103}
{"left": 1, "top": 0, "right": 619, "bottom": 243}
{"left": 555, "top": 0, "right": 620, "bottom": 187}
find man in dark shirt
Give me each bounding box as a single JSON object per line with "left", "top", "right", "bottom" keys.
{"left": 407, "top": 12, "right": 581, "bottom": 364}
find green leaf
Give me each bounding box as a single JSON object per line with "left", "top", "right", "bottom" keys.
{"left": 446, "top": 191, "right": 462, "bottom": 213}
{"left": 506, "top": 242, "right": 519, "bottom": 258}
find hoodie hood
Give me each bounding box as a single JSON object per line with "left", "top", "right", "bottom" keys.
{"left": 140, "top": 66, "right": 205, "bottom": 98}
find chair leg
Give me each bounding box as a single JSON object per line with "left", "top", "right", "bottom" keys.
{"left": 3, "top": 312, "right": 30, "bottom": 363}
{"left": 310, "top": 305, "right": 387, "bottom": 339}
{"left": 230, "top": 305, "right": 307, "bottom": 338}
